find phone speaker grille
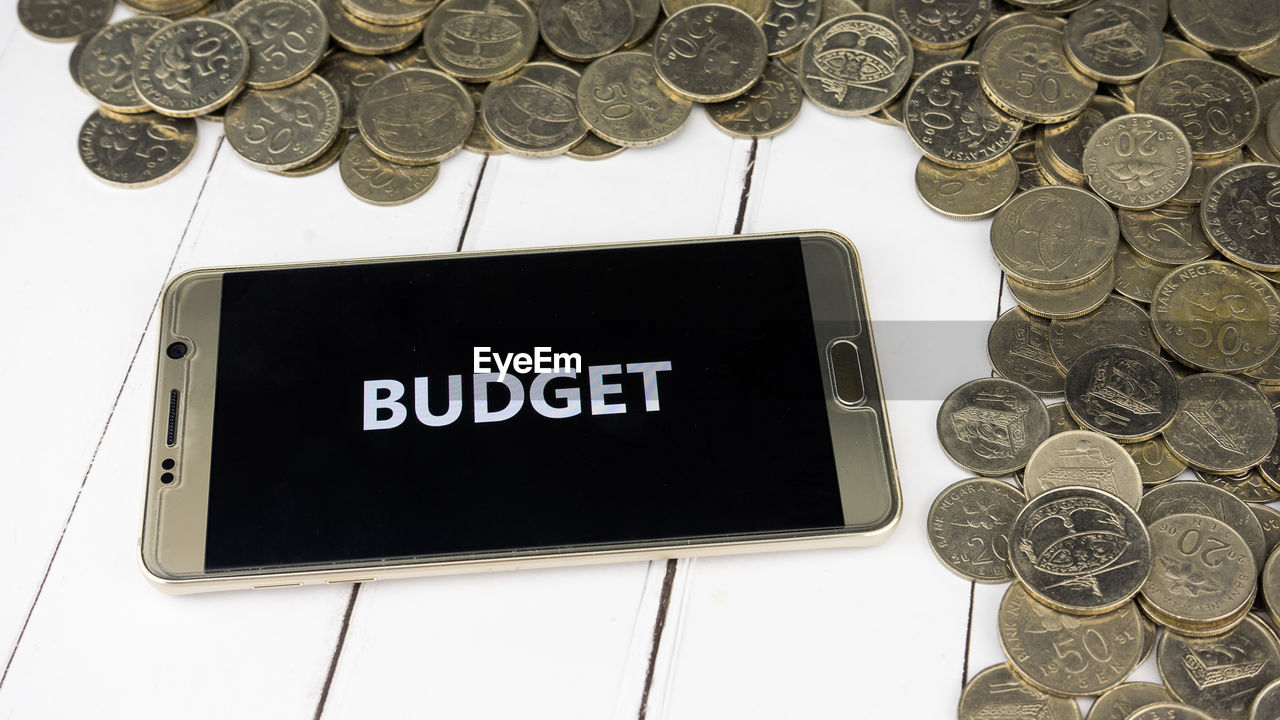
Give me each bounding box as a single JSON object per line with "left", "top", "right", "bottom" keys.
{"left": 166, "top": 390, "right": 179, "bottom": 447}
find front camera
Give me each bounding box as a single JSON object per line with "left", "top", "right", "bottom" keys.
{"left": 166, "top": 342, "right": 189, "bottom": 360}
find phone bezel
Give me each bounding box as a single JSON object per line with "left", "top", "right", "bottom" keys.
{"left": 139, "top": 230, "right": 901, "bottom": 592}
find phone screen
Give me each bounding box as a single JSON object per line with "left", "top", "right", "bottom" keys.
{"left": 204, "top": 237, "right": 845, "bottom": 571}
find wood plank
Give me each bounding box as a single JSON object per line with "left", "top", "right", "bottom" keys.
{"left": 0, "top": 32, "right": 222, "bottom": 660}
{"left": 644, "top": 108, "right": 1003, "bottom": 718}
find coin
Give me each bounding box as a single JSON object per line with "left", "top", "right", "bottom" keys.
{"left": 1013, "top": 142, "right": 1051, "bottom": 192}
{"left": 1064, "top": 346, "right": 1180, "bottom": 442}
{"left": 482, "top": 62, "right": 588, "bottom": 156}
{"left": 78, "top": 109, "right": 199, "bottom": 187}
{"left": 1016, "top": 403, "right": 1082, "bottom": 484}
{"left": 1086, "top": 683, "right": 1174, "bottom": 720}
{"left": 1169, "top": 0, "right": 1280, "bottom": 55}
{"left": 1254, "top": 678, "right": 1280, "bottom": 720}
{"left": 1143, "top": 512, "right": 1256, "bottom": 629}
{"left": 79, "top": 17, "right": 173, "bottom": 114}
{"left": 18, "top": 0, "right": 114, "bottom": 42}
{"left": 653, "top": 5, "right": 767, "bottom": 104}
{"left": 458, "top": 83, "right": 503, "bottom": 154}
{"left": 317, "top": 51, "right": 395, "bottom": 130}
{"left": 1197, "top": 468, "right": 1280, "bottom": 504}
{"left": 423, "top": 0, "right": 537, "bottom": 80}
{"left": 389, "top": 41, "right": 434, "bottom": 69}
{"left": 1125, "top": 705, "right": 1213, "bottom": 720}
{"left": 272, "top": 130, "right": 349, "bottom": 176}
{"left": 916, "top": 155, "right": 1017, "bottom": 221}
{"left": 659, "top": 0, "right": 768, "bottom": 23}
{"left": 706, "top": 63, "right": 803, "bottom": 139}
{"left": 1139, "top": 480, "right": 1268, "bottom": 573}
{"left": 225, "top": 75, "right": 342, "bottom": 170}
{"left": 978, "top": 24, "right": 1096, "bottom": 124}
{"left": 339, "top": 0, "right": 436, "bottom": 25}
{"left": 1009, "top": 485, "right": 1152, "bottom": 614}
{"left": 1049, "top": 295, "right": 1161, "bottom": 371}
{"left": 1063, "top": 2, "right": 1163, "bottom": 84}
{"left": 1037, "top": 95, "right": 1130, "bottom": 186}
{"left": 575, "top": 51, "right": 691, "bottom": 147}
{"left": 891, "top": 0, "right": 990, "bottom": 50}
{"left": 1126, "top": 437, "right": 1187, "bottom": 486}
{"left": 1202, "top": 164, "right": 1280, "bottom": 272}
{"left": 987, "top": 307, "right": 1067, "bottom": 396}
{"left": 538, "top": 0, "right": 633, "bottom": 61}
{"left": 927, "top": 477, "right": 1024, "bottom": 583}
{"left": 359, "top": 68, "right": 474, "bottom": 164}
{"left": 958, "top": 663, "right": 1083, "bottom": 720}
{"left": 69, "top": 33, "right": 91, "bottom": 89}
{"left": 999, "top": 584, "right": 1144, "bottom": 696}
{"left": 564, "top": 132, "right": 624, "bottom": 160}
{"left": 120, "top": 0, "right": 207, "bottom": 16}
{"left": 1022, "top": 430, "right": 1144, "bottom": 509}
{"left": 1163, "top": 373, "right": 1278, "bottom": 473}
{"left": 969, "top": 9, "right": 1064, "bottom": 61}
{"left": 1158, "top": 614, "right": 1280, "bottom": 719}
{"left": 1135, "top": 59, "right": 1259, "bottom": 159}
{"left": 991, "top": 186, "right": 1118, "bottom": 289}
{"left": 1169, "top": 150, "right": 1239, "bottom": 207}
{"left": 904, "top": 61, "right": 1021, "bottom": 169}
{"left": 1241, "top": 40, "right": 1280, "bottom": 80}
{"left": 1083, "top": 114, "right": 1193, "bottom": 211}
{"left": 1265, "top": 549, "right": 1280, "bottom": 634}
{"left": 133, "top": 18, "right": 250, "bottom": 117}
{"left": 1114, "top": 242, "right": 1175, "bottom": 304}
{"left": 224, "top": 0, "right": 329, "bottom": 89}
{"left": 761, "top": 0, "right": 820, "bottom": 57}
{"left": 937, "top": 377, "right": 1051, "bottom": 476}
{"left": 1152, "top": 262, "right": 1280, "bottom": 373}
{"left": 1253, "top": 504, "right": 1280, "bottom": 558}
{"left": 1259, "top": 405, "right": 1280, "bottom": 485}
{"left": 799, "top": 13, "right": 913, "bottom": 117}
{"left": 1118, "top": 204, "right": 1215, "bottom": 266}
{"left": 1007, "top": 264, "right": 1115, "bottom": 320}
{"left": 322, "top": 0, "right": 426, "bottom": 54}
{"left": 1248, "top": 81, "right": 1280, "bottom": 165}
{"left": 339, "top": 135, "right": 439, "bottom": 205}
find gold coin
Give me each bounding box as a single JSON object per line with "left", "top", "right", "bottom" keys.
{"left": 78, "top": 109, "right": 199, "bottom": 187}
{"left": 482, "top": 62, "right": 588, "bottom": 156}
{"left": 339, "top": 135, "right": 439, "bottom": 204}
{"left": 958, "top": 664, "right": 1082, "bottom": 720}
{"left": 799, "top": 12, "right": 912, "bottom": 116}
{"left": 18, "top": 0, "right": 114, "bottom": 42}
{"left": 272, "top": 130, "right": 350, "bottom": 177}
{"left": 892, "top": 0, "right": 990, "bottom": 50}
{"left": 576, "top": 51, "right": 691, "bottom": 147}
{"left": 1135, "top": 59, "right": 1259, "bottom": 158}
{"left": 1163, "top": 373, "right": 1277, "bottom": 473}
{"left": 317, "top": 51, "right": 395, "bottom": 129}
{"left": 905, "top": 61, "right": 1021, "bottom": 170}
{"left": 1118, "top": 204, "right": 1214, "bottom": 266}
{"left": 1086, "top": 683, "right": 1174, "bottom": 720}
{"left": 564, "top": 133, "right": 624, "bottom": 160}
{"left": 991, "top": 185, "right": 1118, "bottom": 289}
{"left": 659, "top": 0, "right": 768, "bottom": 23}
{"left": 225, "top": 75, "right": 343, "bottom": 170}
{"left": 79, "top": 17, "right": 173, "bottom": 114}
{"left": 538, "top": 0, "right": 633, "bottom": 61}
{"left": 1125, "top": 437, "right": 1187, "bottom": 486}
{"left": 1157, "top": 614, "right": 1280, "bottom": 718}
{"left": 1083, "top": 114, "right": 1193, "bottom": 211}
{"left": 358, "top": 68, "right": 474, "bottom": 164}
{"left": 133, "top": 18, "right": 251, "bottom": 117}
{"left": 706, "top": 62, "right": 802, "bottom": 140}
{"left": 1007, "top": 264, "right": 1115, "bottom": 320}
{"left": 225, "top": 0, "right": 329, "bottom": 89}
{"left": 978, "top": 24, "right": 1096, "bottom": 124}
{"left": 1113, "top": 241, "right": 1175, "bottom": 304}
{"left": 998, "top": 584, "right": 1144, "bottom": 696}
{"left": 1022, "top": 430, "right": 1143, "bottom": 509}
{"left": 653, "top": 5, "right": 767, "bottom": 103}
{"left": 915, "top": 155, "right": 1017, "bottom": 221}
{"left": 339, "top": 0, "right": 437, "bottom": 26}
{"left": 321, "top": 0, "right": 427, "bottom": 54}
{"left": 1150, "top": 261, "right": 1280, "bottom": 373}
{"left": 1170, "top": 0, "right": 1280, "bottom": 54}
{"left": 423, "top": 0, "right": 538, "bottom": 82}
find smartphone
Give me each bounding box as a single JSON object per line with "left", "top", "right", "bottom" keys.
{"left": 140, "top": 231, "right": 901, "bottom": 593}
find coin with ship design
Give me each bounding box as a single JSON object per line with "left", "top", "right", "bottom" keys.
{"left": 1163, "top": 373, "right": 1278, "bottom": 474}
{"left": 987, "top": 306, "right": 1067, "bottom": 396}
{"left": 1064, "top": 346, "right": 1179, "bottom": 442}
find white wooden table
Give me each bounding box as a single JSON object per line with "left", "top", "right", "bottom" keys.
{"left": 0, "top": 8, "right": 1166, "bottom": 717}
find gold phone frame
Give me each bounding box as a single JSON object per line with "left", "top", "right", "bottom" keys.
{"left": 139, "top": 230, "right": 901, "bottom": 593}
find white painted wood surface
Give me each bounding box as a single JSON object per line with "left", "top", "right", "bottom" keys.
{"left": 2, "top": 16, "right": 1027, "bottom": 718}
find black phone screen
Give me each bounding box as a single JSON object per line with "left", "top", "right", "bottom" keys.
{"left": 204, "top": 237, "right": 844, "bottom": 571}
